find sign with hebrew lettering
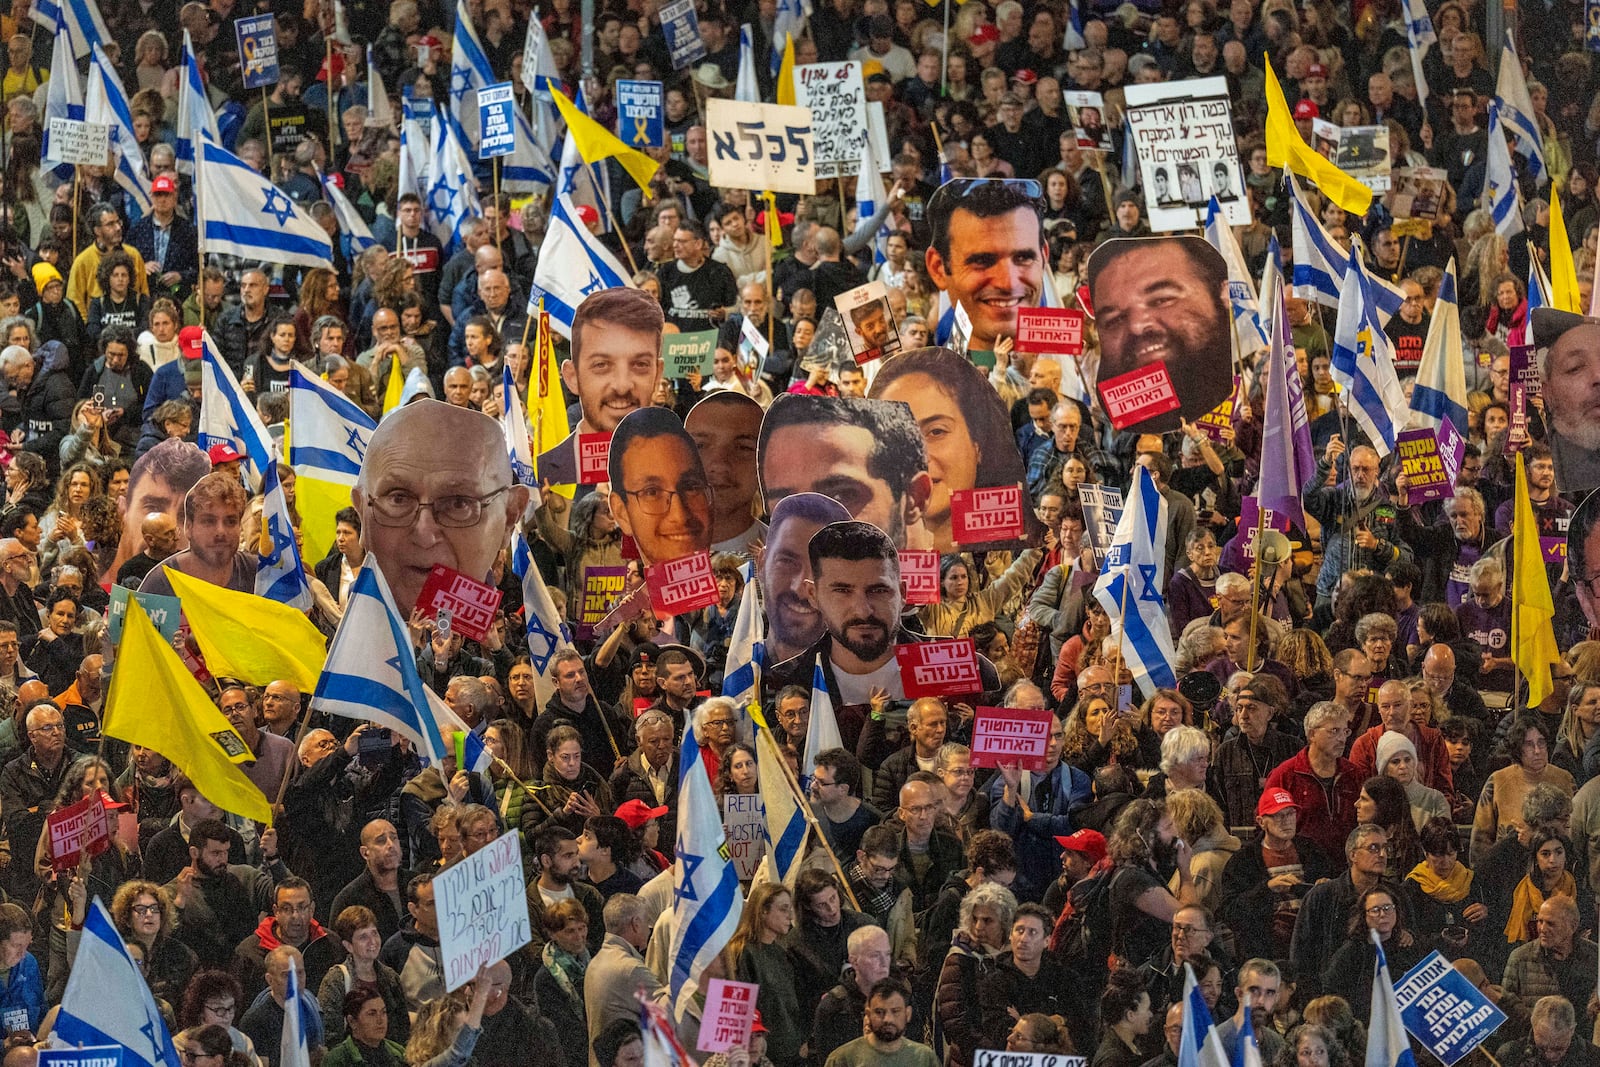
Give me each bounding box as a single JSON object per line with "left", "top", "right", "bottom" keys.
{"left": 971, "top": 707, "right": 1056, "bottom": 770}
{"left": 617, "top": 80, "right": 664, "bottom": 148}
{"left": 477, "top": 82, "right": 516, "bottom": 159}
{"left": 896, "top": 639, "right": 982, "bottom": 698}
{"left": 794, "top": 61, "right": 867, "bottom": 178}
{"left": 1395, "top": 951, "right": 1506, "bottom": 1065}
{"left": 706, "top": 99, "right": 816, "bottom": 194}
{"left": 1123, "top": 77, "right": 1247, "bottom": 232}
{"left": 435, "top": 830, "right": 533, "bottom": 991}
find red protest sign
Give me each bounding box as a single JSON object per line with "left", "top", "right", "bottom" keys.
{"left": 1098, "top": 362, "right": 1180, "bottom": 430}
{"left": 970, "top": 706, "right": 1057, "bottom": 770}
{"left": 896, "top": 639, "right": 982, "bottom": 698}
{"left": 899, "top": 549, "right": 940, "bottom": 604}
{"left": 1014, "top": 307, "right": 1086, "bottom": 355}
{"left": 645, "top": 551, "right": 720, "bottom": 615}
{"left": 47, "top": 790, "right": 115, "bottom": 873}
{"left": 951, "top": 485, "right": 1025, "bottom": 544}
{"left": 416, "top": 565, "right": 503, "bottom": 642}
{"left": 698, "top": 978, "right": 760, "bottom": 1053}
{"left": 577, "top": 433, "right": 612, "bottom": 484}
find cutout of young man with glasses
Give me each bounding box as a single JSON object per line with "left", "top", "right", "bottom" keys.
{"left": 606, "top": 405, "right": 713, "bottom": 570}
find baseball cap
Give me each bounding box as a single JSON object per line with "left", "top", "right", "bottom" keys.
{"left": 575, "top": 204, "right": 600, "bottom": 226}
{"left": 1236, "top": 679, "right": 1277, "bottom": 706}
{"left": 151, "top": 174, "right": 177, "bottom": 194}
{"left": 207, "top": 442, "right": 242, "bottom": 464}
{"left": 1012, "top": 68, "right": 1038, "bottom": 85}
{"left": 179, "top": 325, "right": 205, "bottom": 359}
{"left": 1257, "top": 788, "right": 1298, "bottom": 817}
{"left": 614, "top": 799, "right": 669, "bottom": 829}
{"left": 969, "top": 24, "right": 999, "bottom": 45}
{"left": 751, "top": 1011, "right": 769, "bottom": 1035}
{"left": 1054, "top": 828, "right": 1107, "bottom": 863}
{"left": 1306, "top": 62, "right": 1328, "bottom": 78}
{"left": 1292, "top": 99, "right": 1320, "bottom": 120}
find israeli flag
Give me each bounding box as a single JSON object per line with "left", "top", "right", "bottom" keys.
{"left": 523, "top": 12, "right": 562, "bottom": 95}
{"left": 398, "top": 116, "right": 430, "bottom": 206}
{"left": 197, "top": 139, "right": 332, "bottom": 268}
{"left": 448, "top": 0, "right": 494, "bottom": 152}
{"left": 771, "top": 0, "right": 808, "bottom": 76}
{"left": 198, "top": 329, "right": 276, "bottom": 481}
{"left": 527, "top": 193, "right": 631, "bottom": 338}
{"left": 510, "top": 529, "right": 573, "bottom": 707}
{"left": 1409, "top": 259, "right": 1469, "bottom": 432}
{"left": 426, "top": 109, "right": 482, "bottom": 253}
{"left": 366, "top": 44, "right": 394, "bottom": 127}
{"left": 287, "top": 362, "right": 375, "bottom": 484}
{"left": 503, "top": 362, "right": 536, "bottom": 487}
{"left": 722, "top": 560, "right": 764, "bottom": 706}
{"left": 55, "top": 898, "right": 180, "bottom": 1067}
{"left": 755, "top": 724, "right": 806, "bottom": 887}
{"left": 556, "top": 86, "right": 610, "bottom": 228}
{"left": 1176, "top": 964, "right": 1230, "bottom": 1067}
{"left": 1331, "top": 242, "right": 1408, "bottom": 457}
{"left": 736, "top": 24, "right": 761, "bottom": 103}
{"left": 801, "top": 655, "right": 843, "bottom": 780}
{"left": 1485, "top": 102, "right": 1524, "bottom": 238}
{"left": 86, "top": 43, "right": 152, "bottom": 218}
{"left": 311, "top": 557, "right": 492, "bottom": 773}
{"left": 321, "top": 172, "right": 378, "bottom": 253}
{"left": 1287, "top": 171, "right": 1406, "bottom": 321}
{"left": 856, "top": 121, "right": 889, "bottom": 266}
{"left": 281, "top": 955, "right": 312, "bottom": 1067}
{"left": 1092, "top": 466, "right": 1178, "bottom": 692}
{"left": 1368, "top": 930, "right": 1419, "bottom": 1067}
{"left": 1495, "top": 35, "right": 1546, "bottom": 187}
{"left": 176, "top": 30, "right": 220, "bottom": 173}
{"left": 257, "top": 461, "right": 314, "bottom": 611}
{"left": 30, "top": 0, "right": 107, "bottom": 59}
{"left": 1258, "top": 241, "right": 1315, "bottom": 529}
{"left": 41, "top": 25, "right": 83, "bottom": 177}
{"left": 1235, "top": 995, "right": 1264, "bottom": 1067}
{"left": 502, "top": 105, "right": 557, "bottom": 194}
{"left": 668, "top": 725, "right": 744, "bottom": 1021}
{"left": 1063, "top": 0, "right": 1086, "bottom": 50}
{"left": 1529, "top": 253, "right": 1552, "bottom": 312}
{"left": 1401, "top": 0, "right": 1435, "bottom": 108}
{"left": 1203, "top": 196, "right": 1269, "bottom": 361}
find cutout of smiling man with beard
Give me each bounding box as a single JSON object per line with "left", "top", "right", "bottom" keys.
{"left": 1536, "top": 307, "right": 1600, "bottom": 493}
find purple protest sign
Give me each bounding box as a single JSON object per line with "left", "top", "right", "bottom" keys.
{"left": 1396, "top": 416, "right": 1465, "bottom": 504}
{"left": 1510, "top": 345, "right": 1541, "bottom": 398}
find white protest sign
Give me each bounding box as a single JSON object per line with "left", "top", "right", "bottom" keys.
{"left": 973, "top": 1052, "right": 1085, "bottom": 1067}
{"left": 794, "top": 61, "right": 868, "bottom": 178}
{"left": 1123, "top": 77, "right": 1249, "bottom": 232}
{"left": 722, "top": 793, "right": 766, "bottom": 879}
{"left": 46, "top": 119, "right": 111, "bottom": 167}
{"left": 1077, "top": 483, "right": 1123, "bottom": 567}
{"left": 706, "top": 99, "right": 816, "bottom": 195}
{"left": 434, "top": 829, "right": 532, "bottom": 991}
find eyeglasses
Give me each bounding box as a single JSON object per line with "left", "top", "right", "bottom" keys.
{"left": 367, "top": 485, "right": 512, "bottom": 528}
{"left": 29, "top": 722, "right": 64, "bottom": 734}
{"left": 864, "top": 860, "right": 897, "bottom": 878}
{"left": 130, "top": 903, "right": 163, "bottom": 917}
{"left": 275, "top": 901, "right": 313, "bottom": 914}
{"left": 901, "top": 803, "right": 940, "bottom": 817}
{"left": 1365, "top": 902, "right": 1396, "bottom": 916}
{"left": 203, "top": 1002, "right": 235, "bottom": 1016}
{"left": 1172, "top": 923, "right": 1210, "bottom": 936}
{"left": 703, "top": 718, "right": 735, "bottom": 730}
{"left": 926, "top": 177, "right": 1044, "bottom": 220}
{"left": 618, "top": 481, "right": 713, "bottom": 517}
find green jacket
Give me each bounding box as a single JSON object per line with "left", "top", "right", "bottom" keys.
{"left": 323, "top": 1036, "right": 406, "bottom": 1067}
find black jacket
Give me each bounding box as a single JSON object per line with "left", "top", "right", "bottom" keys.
{"left": 1219, "top": 833, "right": 1339, "bottom": 963}
{"left": 128, "top": 213, "right": 201, "bottom": 291}
{"left": 330, "top": 867, "right": 416, "bottom": 943}
{"left": 214, "top": 303, "right": 272, "bottom": 375}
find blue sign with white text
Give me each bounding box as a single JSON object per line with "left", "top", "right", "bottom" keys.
{"left": 616, "top": 80, "right": 664, "bottom": 148}
{"left": 1395, "top": 952, "right": 1506, "bottom": 1066}
{"left": 40, "top": 1047, "right": 124, "bottom": 1067}
{"left": 477, "top": 82, "right": 516, "bottom": 159}
{"left": 235, "top": 14, "right": 280, "bottom": 90}
{"left": 660, "top": 0, "right": 707, "bottom": 70}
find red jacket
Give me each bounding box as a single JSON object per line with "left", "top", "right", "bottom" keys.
{"left": 1347, "top": 723, "right": 1453, "bottom": 795}
{"left": 1264, "top": 748, "right": 1362, "bottom": 868}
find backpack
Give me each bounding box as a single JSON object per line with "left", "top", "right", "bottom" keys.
{"left": 1048, "top": 865, "right": 1123, "bottom": 997}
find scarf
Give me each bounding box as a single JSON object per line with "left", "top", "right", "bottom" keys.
{"left": 1407, "top": 860, "right": 1473, "bottom": 903}
{"left": 541, "top": 940, "right": 589, "bottom": 1006}
{"left": 1505, "top": 870, "right": 1576, "bottom": 943}
{"left": 847, "top": 860, "right": 898, "bottom": 920}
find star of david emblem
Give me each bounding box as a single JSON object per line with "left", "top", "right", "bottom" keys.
{"left": 428, "top": 174, "right": 457, "bottom": 218}
{"left": 674, "top": 851, "right": 703, "bottom": 901}
{"left": 562, "top": 164, "right": 582, "bottom": 196}
{"left": 262, "top": 187, "right": 296, "bottom": 226}
{"left": 265, "top": 512, "right": 293, "bottom": 567}
{"left": 450, "top": 64, "right": 472, "bottom": 102}
{"left": 1138, "top": 563, "right": 1162, "bottom": 602}
{"left": 346, "top": 426, "right": 368, "bottom": 462}
{"left": 580, "top": 271, "right": 604, "bottom": 296}
{"left": 526, "top": 613, "right": 557, "bottom": 671}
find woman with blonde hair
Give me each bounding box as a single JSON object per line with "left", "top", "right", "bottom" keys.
{"left": 1554, "top": 682, "right": 1600, "bottom": 785}
{"left": 404, "top": 964, "right": 492, "bottom": 1067}
{"left": 1164, "top": 789, "right": 1237, "bottom": 912}
{"left": 134, "top": 31, "right": 169, "bottom": 92}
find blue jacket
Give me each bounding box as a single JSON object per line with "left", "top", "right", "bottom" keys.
{"left": 986, "top": 760, "right": 1093, "bottom": 891}
{"left": 0, "top": 952, "right": 44, "bottom": 1034}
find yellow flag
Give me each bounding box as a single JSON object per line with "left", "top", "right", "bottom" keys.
{"left": 1512, "top": 453, "right": 1560, "bottom": 708}
{"left": 104, "top": 601, "right": 274, "bottom": 825}
{"left": 776, "top": 34, "right": 796, "bottom": 106}
{"left": 1550, "top": 188, "right": 1581, "bottom": 313}
{"left": 381, "top": 354, "right": 404, "bottom": 416}
{"left": 166, "top": 567, "right": 327, "bottom": 692}
{"left": 531, "top": 303, "right": 576, "bottom": 499}
{"left": 762, "top": 190, "right": 782, "bottom": 247}
{"left": 1264, "top": 57, "right": 1372, "bottom": 217}
{"left": 550, "top": 86, "right": 660, "bottom": 193}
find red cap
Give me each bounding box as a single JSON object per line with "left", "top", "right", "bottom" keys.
{"left": 1257, "top": 788, "right": 1298, "bottom": 817}
{"left": 326, "top": 171, "right": 346, "bottom": 190}
{"left": 178, "top": 325, "right": 205, "bottom": 359}
{"left": 207, "top": 442, "right": 242, "bottom": 464}
{"left": 614, "top": 798, "right": 668, "bottom": 829}
{"left": 576, "top": 203, "right": 600, "bottom": 226}
{"left": 1054, "top": 829, "right": 1107, "bottom": 863}
{"left": 751, "top": 1011, "right": 768, "bottom": 1036}
{"left": 1012, "top": 68, "right": 1038, "bottom": 85}
{"left": 969, "top": 24, "right": 999, "bottom": 45}
{"left": 1305, "top": 62, "right": 1328, "bottom": 78}
{"left": 151, "top": 174, "right": 177, "bottom": 194}
{"left": 1292, "top": 99, "right": 1320, "bottom": 120}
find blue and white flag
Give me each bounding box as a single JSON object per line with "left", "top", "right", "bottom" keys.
{"left": 287, "top": 362, "right": 375, "bottom": 485}
{"left": 448, "top": 0, "right": 494, "bottom": 152}
{"left": 857, "top": 120, "right": 889, "bottom": 266}
{"left": 556, "top": 86, "right": 610, "bottom": 227}
{"left": 802, "top": 654, "right": 843, "bottom": 780}
{"left": 256, "top": 461, "right": 313, "bottom": 611}
{"left": 771, "top": 0, "right": 807, "bottom": 76}
{"left": 668, "top": 725, "right": 744, "bottom": 1021}
{"left": 367, "top": 44, "right": 394, "bottom": 127}
{"left": 55, "top": 898, "right": 180, "bottom": 1067}
{"left": 1401, "top": 0, "right": 1435, "bottom": 109}
{"left": 1529, "top": 253, "right": 1552, "bottom": 312}
{"left": 321, "top": 172, "right": 378, "bottom": 253}
{"left": 503, "top": 362, "right": 536, "bottom": 487}
{"left": 1063, "top": 0, "right": 1086, "bottom": 50}
{"left": 198, "top": 139, "right": 332, "bottom": 267}
{"left": 398, "top": 116, "right": 430, "bottom": 206}
{"left": 1258, "top": 240, "right": 1315, "bottom": 528}
{"left": 1093, "top": 466, "right": 1178, "bottom": 692}
{"left": 1287, "top": 171, "right": 1405, "bottom": 321}
{"left": 1203, "top": 196, "right": 1269, "bottom": 361}
{"left": 198, "top": 329, "right": 275, "bottom": 481}
{"left": 1331, "top": 242, "right": 1408, "bottom": 457}
{"left": 87, "top": 44, "right": 152, "bottom": 218}
{"left": 1039, "top": 270, "right": 1092, "bottom": 404}
{"left": 522, "top": 12, "right": 562, "bottom": 96}
{"left": 176, "top": 30, "right": 220, "bottom": 173}
{"left": 502, "top": 105, "right": 556, "bottom": 194}
{"left": 754, "top": 723, "right": 806, "bottom": 887}
{"left": 426, "top": 109, "right": 482, "bottom": 252}
{"left": 1409, "top": 258, "right": 1469, "bottom": 433}
{"left": 509, "top": 529, "right": 572, "bottom": 707}
{"left": 281, "top": 918, "right": 313, "bottom": 1067}
{"left": 527, "top": 193, "right": 632, "bottom": 337}
{"left": 1495, "top": 35, "right": 1546, "bottom": 187}
{"left": 1234, "top": 996, "right": 1264, "bottom": 1067}
{"left": 736, "top": 24, "right": 761, "bottom": 103}
{"left": 1177, "top": 963, "right": 1230, "bottom": 1067}
{"left": 311, "top": 557, "right": 491, "bottom": 772}
{"left": 31, "top": 0, "right": 107, "bottom": 59}
{"left": 1368, "top": 930, "right": 1419, "bottom": 1067}
{"left": 41, "top": 24, "right": 83, "bottom": 176}
{"left": 722, "top": 560, "right": 764, "bottom": 707}
{"left": 1485, "top": 101, "right": 1524, "bottom": 238}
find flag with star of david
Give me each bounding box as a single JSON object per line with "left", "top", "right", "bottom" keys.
{"left": 87, "top": 42, "right": 153, "bottom": 217}
{"left": 510, "top": 529, "right": 572, "bottom": 707}
{"left": 311, "top": 556, "right": 491, "bottom": 773}
{"left": 527, "top": 193, "right": 632, "bottom": 338}
{"left": 1092, "top": 465, "right": 1178, "bottom": 692}
{"left": 668, "top": 725, "right": 743, "bottom": 1022}
{"left": 256, "top": 461, "right": 314, "bottom": 611}
{"left": 426, "top": 107, "right": 482, "bottom": 253}
{"left": 54, "top": 898, "right": 181, "bottom": 1067}
{"left": 196, "top": 138, "right": 332, "bottom": 267}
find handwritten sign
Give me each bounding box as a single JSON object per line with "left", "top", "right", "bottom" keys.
{"left": 580, "top": 566, "right": 629, "bottom": 638}
{"left": 896, "top": 639, "right": 982, "bottom": 698}
{"left": 699, "top": 978, "right": 760, "bottom": 1053}
{"left": 951, "top": 485, "right": 1025, "bottom": 545}
{"left": 235, "top": 13, "right": 279, "bottom": 90}
{"left": 1099, "top": 362, "right": 1180, "bottom": 430}
{"left": 45, "top": 118, "right": 110, "bottom": 167}
{"left": 794, "top": 61, "right": 867, "bottom": 178}
{"left": 706, "top": 98, "right": 816, "bottom": 195}
{"left": 662, "top": 329, "right": 718, "bottom": 378}
{"left": 477, "top": 82, "right": 516, "bottom": 159}
{"left": 972, "top": 1053, "right": 1085, "bottom": 1067}
{"left": 899, "top": 549, "right": 939, "bottom": 604}
{"left": 46, "top": 790, "right": 116, "bottom": 873}
{"left": 1395, "top": 952, "right": 1506, "bottom": 1065}
{"left": 1123, "top": 77, "right": 1248, "bottom": 232}
{"left": 659, "top": 0, "right": 707, "bottom": 69}
{"left": 108, "top": 584, "right": 182, "bottom": 643}
{"left": 971, "top": 707, "right": 1055, "bottom": 770}
{"left": 417, "top": 565, "right": 503, "bottom": 640}
{"left": 617, "top": 80, "right": 664, "bottom": 148}
{"left": 646, "top": 551, "right": 720, "bottom": 614}
{"left": 722, "top": 794, "right": 765, "bottom": 881}
{"left": 434, "top": 829, "right": 532, "bottom": 991}
{"left": 1014, "top": 308, "right": 1085, "bottom": 355}
{"left": 577, "top": 432, "right": 612, "bottom": 485}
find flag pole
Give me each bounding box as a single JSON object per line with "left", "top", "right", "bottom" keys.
{"left": 71, "top": 166, "right": 80, "bottom": 262}
{"left": 262, "top": 87, "right": 274, "bottom": 178}
{"left": 1110, "top": 562, "right": 1130, "bottom": 709}
{"left": 493, "top": 158, "right": 502, "bottom": 260}
{"left": 758, "top": 721, "right": 861, "bottom": 910}
{"left": 1245, "top": 505, "right": 1267, "bottom": 672}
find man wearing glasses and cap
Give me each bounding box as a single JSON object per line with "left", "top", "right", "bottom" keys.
{"left": 1536, "top": 306, "right": 1600, "bottom": 494}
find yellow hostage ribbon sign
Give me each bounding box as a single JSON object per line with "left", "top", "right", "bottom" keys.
{"left": 634, "top": 115, "right": 650, "bottom": 145}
